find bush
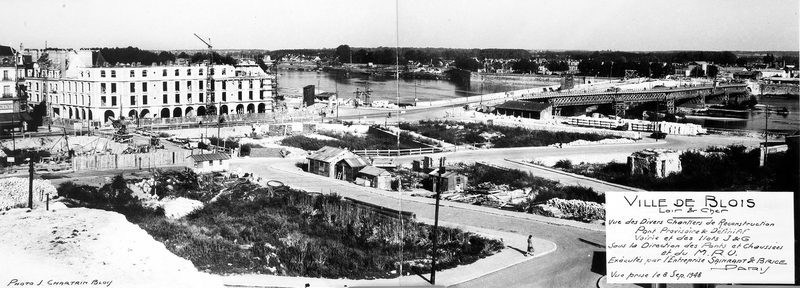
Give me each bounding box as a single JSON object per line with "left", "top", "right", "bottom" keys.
{"left": 553, "top": 159, "right": 573, "bottom": 170}
{"left": 139, "top": 183, "right": 504, "bottom": 278}
{"left": 546, "top": 198, "right": 605, "bottom": 221}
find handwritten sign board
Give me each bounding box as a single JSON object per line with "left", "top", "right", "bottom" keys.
{"left": 606, "top": 191, "right": 794, "bottom": 284}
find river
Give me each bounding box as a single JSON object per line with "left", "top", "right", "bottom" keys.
{"left": 682, "top": 97, "right": 799, "bottom": 134}
{"left": 275, "top": 69, "right": 540, "bottom": 104}
{"left": 276, "top": 70, "right": 797, "bottom": 133}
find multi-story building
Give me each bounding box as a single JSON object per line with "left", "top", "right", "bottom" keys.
{"left": 23, "top": 49, "right": 275, "bottom": 123}
{"left": 0, "top": 45, "right": 31, "bottom": 133}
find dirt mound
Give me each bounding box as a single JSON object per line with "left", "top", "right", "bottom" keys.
{"left": 0, "top": 207, "right": 224, "bottom": 288}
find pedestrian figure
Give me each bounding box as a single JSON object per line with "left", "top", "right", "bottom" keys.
{"left": 526, "top": 235, "right": 534, "bottom": 256}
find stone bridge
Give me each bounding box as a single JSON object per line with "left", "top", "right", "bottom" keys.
{"left": 518, "top": 84, "right": 748, "bottom": 116}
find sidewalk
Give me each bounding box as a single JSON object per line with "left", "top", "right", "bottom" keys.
{"left": 222, "top": 220, "right": 557, "bottom": 288}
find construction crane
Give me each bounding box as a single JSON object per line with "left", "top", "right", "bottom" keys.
{"left": 194, "top": 33, "right": 216, "bottom": 116}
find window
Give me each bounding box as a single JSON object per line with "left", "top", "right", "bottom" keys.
{"left": 221, "top": 69, "right": 226, "bottom": 75}
{"left": 175, "top": 82, "right": 179, "bottom": 91}
{"left": 238, "top": 91, "right": 242, "bottom": 100}
{"left": 162, "top": 82, "right": 167, "bottom": 91}
{"left": 222, "top": 81, "right": 226, "bottom": 89}
{"left": 249, "top": 91, "right": 253, "bottom": 100}
{"left": 222, "top": 92, "right": 226, "bottom": 102}
{"left": 142, "top": 70, "right": 147, "bottom": 77}
{"left": 111, "top": 70, "right": 116, "bottom": 78}
{"left": 199, "top": 80, "right": 204, "bottom": 88}
{"left": 187, "top": 81, "right": 192, "bottom": 90}
{"left": 249, "top": 80, "right": 253, "bottom": 89}
{"left": 188, "top": 93, "right": 192, "bottom": 103}
{"left": 142, "top": 83, "right": 147, "bottom": 92}
{"left": 175, "top": 69, "right": 179, "bottom": 76}
{"left": 199, "top": 69, "right": 203, "bottom": 76}
{"left": 130, "top": 83, "right": 135, "bottom": 93}
{"left": 101, "top": 83, "right": 106, "bottom": 93}
{"left": 101, "top": 70, "right": 106, "bottom": 77}
{"left": 210, "top": 68, "right": 215, "bottom": 75}
{"left": 175, "top": 94, "right": 180, "bottom": 103}
{"left": 162, "top": 69, "right": 167, "bottom": 76}
{"left": 130, "top": 96, "right": 136, "bottom": 105}
{"left": 208, "top": 160, "right": 213, "bottom": 166}
{"left": 163, "top": 94, "right": 168, "bottom": 104}
{"left": 199, "top": 93, "right": 204, "bottom": 102}
{"left": 130, "top": 70, "right": 135, "bottom": 77}
{"left": 142, "top": 95, "right": 147, "bottom": 105}
{"left": 218, "top": 160, "right": 222, "bottom": 165}
{"left": 238, "top": 81, "right": 242, "bottom": 89}
{"left": 111, "top": 96, "right": 117, "bottom": 106}
{"left": 187, "top": 69, "right": 191, "bottom": 76}
{"left": 111, "top": 83, "right": 116, "bottom": 93}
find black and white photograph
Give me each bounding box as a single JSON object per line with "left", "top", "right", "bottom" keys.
{"left": 0, "top": 0, "right": 798, "bottom": 287}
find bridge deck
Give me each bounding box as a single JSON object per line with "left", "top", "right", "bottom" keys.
{"left": 517, "top": 84, "right": 747, "bottom": 107}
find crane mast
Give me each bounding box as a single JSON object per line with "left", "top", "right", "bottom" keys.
{"left": 194, "top": 33, "right": 216, "bottom": 116}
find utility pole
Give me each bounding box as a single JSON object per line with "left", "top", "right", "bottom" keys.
{"left": 764, "top": 105, "right": 769, "bottom": 166}
{"left": 431, "top": 165, "right": 442, "bottom": 285}
{"left": 28, "top": 158, "right": 34, "bottom": 209}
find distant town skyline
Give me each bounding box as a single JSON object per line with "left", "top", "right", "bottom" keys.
{"left": 2, "top": 0, "right": 798, "bottom": 52}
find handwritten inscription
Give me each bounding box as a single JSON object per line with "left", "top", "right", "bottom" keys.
{"left": 606, "top": 192, "right": 794, "bottom": 284}
{"left": 6, "top": 279, "right": 113, "bottom": 287}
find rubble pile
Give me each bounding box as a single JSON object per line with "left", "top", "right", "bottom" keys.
{"left": 0, "top": 177, "right": 58, "bottom": 210}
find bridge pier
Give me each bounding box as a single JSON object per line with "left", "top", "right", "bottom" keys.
{"left": 666, "top": 98, "right": 675, "bottom": 114}
{"left": 614, "top": 102, "right": 627, "bottom": 117}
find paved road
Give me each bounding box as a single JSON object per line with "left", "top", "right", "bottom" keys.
{"left": 228, "top": 132, "right": 764, "bottom": 287}
{"left": 232, "top": 158, "right": 607, "bottom": 288}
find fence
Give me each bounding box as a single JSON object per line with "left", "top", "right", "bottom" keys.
{"left": 72, "top": 150, "right": 195, "bottom": 171}
{"left": 353, "top": 147, "right": 445, "bottom": 157}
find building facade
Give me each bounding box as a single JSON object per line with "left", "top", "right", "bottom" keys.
{"left": 23, "top": 49, "right": 275, "bottom": 123}
{"left": 0, "top": 45, "right": 31, "bottom": 133}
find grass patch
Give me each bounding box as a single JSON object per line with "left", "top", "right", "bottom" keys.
{"left": 281, "top": 127, "right": 426, "bottom": 151}
{"left": 57, "top": 175, "right": 504, "bottom": 279}
{"left": 553, "top": 145, "right": 799, "bottom": 192}
{"left": 399, "top": 120, "right": 617, "bottom": 147}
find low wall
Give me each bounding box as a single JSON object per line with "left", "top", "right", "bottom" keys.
{"left": 471, "top": 118, "right": 642, "bottom": 139}
{"left": 72, "top": 150, "right": 195, "bottom": 171}
{"left": 761, "top": 84, "right": 799, "bottom": 96}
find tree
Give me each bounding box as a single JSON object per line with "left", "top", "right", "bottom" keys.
{"left": 335, "top": 45, "right": 351, "bottom": 63}
{"left": 706, "top": 65, "right": 719, "bottom": 78}
{"left": 735, "top": 58, "right": 748, "bottom": 67}
{"left": 512, "top": 59, "right": 538, "bottom": 74}
{"left": 454, "top": 57, "right": 481, "bottom": 72}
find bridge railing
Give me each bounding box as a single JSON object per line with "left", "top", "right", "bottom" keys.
{"left": 519, "top": 83, "right": 746, "bottom": 100}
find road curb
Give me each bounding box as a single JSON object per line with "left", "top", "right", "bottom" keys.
{"left": 503, "top": 158, "right": 644, "bottom": 192}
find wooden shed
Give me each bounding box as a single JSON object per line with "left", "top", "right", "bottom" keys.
{"left": 335, "top": 157, "right": 371, "bottom": 182}
{"left": 357, "top": 166, "right": 393, "bottom": 190}
{"left": 189, "top": 153, "right": 231, "bottom": 174}
{"left": 428, "top": 169, "right": 468, "bottom": 193}
{"left": 307, "top": 146, "right": 358, "bottom": 178}
{"left": 494, "top": 101, "right": 553, "bottom": 120}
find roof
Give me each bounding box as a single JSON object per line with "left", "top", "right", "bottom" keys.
{"left": 189, "top": 153, "right": 231, "bottom": 162}
{"left": 733, "top": 71, "right": 762, "bottom": 77}
{"left": 358, "top": 166, "right": 390, "bottom": 177}
{"left": 307, "top": 146, "right": 354, "bottom": 162}
{"left": 494, "top": 101, "right": 551, "bottom": 112}
{"left": 342, "top": 157, "right": 371, "bottom": 168}
{"left": 0, "top": 113, "right": 33, "bottom": 125}
{"left": 0, "top": 45, "right": 14, "bottom": 56}
{"left": 428, "top": 169, "right": 465, "bottom": 178}
{"left": 371, "top": 157, "right": 397, "bottom": 168}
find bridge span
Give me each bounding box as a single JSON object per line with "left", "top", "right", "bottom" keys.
{"left": 517, "top": 83, "right": 748, "bottom": 116}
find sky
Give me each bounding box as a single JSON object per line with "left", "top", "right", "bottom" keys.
{"left": 2, "top": 0, "right": 798, "bottom": 52}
